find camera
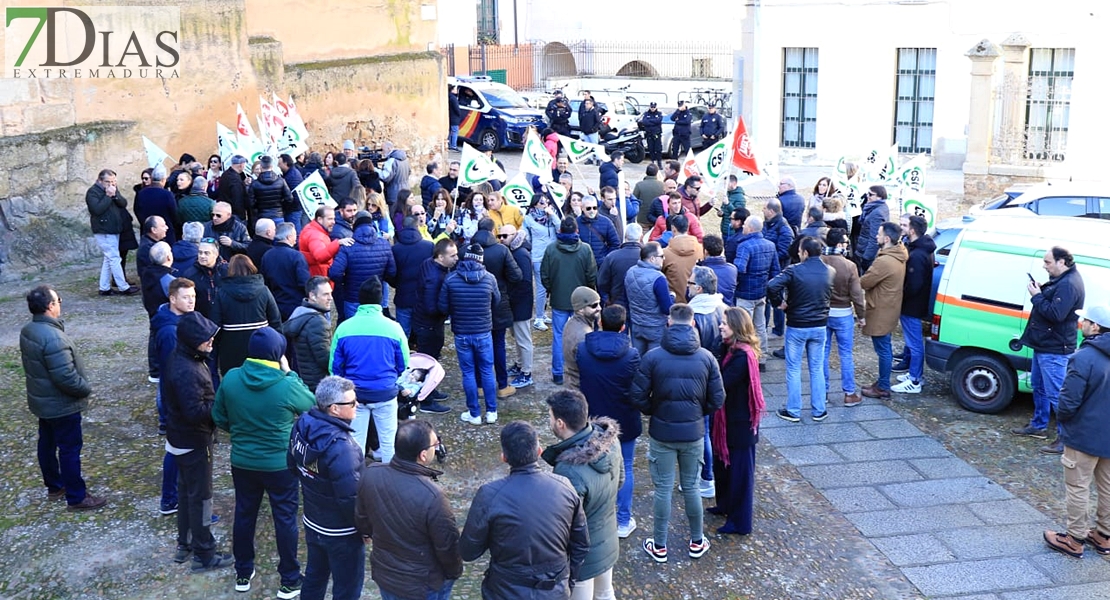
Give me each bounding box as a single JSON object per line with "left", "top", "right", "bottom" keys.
{"left": 357, "top": 146, "right": 383, "bottom": 164}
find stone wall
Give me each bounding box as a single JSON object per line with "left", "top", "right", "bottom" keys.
{"left": 0, "top": 0, "right": 445, "bottom": 278}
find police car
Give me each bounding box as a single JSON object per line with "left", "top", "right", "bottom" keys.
{"left": 451, "top": 76, "right": 547, "bottom": 151}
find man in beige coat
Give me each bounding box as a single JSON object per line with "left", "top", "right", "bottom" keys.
{"left": 563, "top": 287, "right": 601, "bottom": 390}
{"left": 662, "top": 214, "right": 704, "bottom": 299}
{"left": 859, "top": 222, "right": 907, "bottom": 399}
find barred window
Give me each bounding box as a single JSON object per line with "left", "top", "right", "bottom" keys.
{"left": 1025, "top": 48, "right": 1073, "bottom": 162}
{"left": 781, "top": 48, "right": 818, "bottom": 149}
{"left": 893, "top": 48, "right": 936, "bottom": 154}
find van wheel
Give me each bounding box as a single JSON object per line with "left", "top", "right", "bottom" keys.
{"left": 949, "top": 353, "right": 1016, "bottom": 414}
{"left": 479, "top": 129, "right": 500, "bottom": 152}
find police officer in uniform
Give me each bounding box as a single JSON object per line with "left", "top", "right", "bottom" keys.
{"left": 669, "top": 101, "right": 693, "bottom": 160}
{"left": 639, "top": 102, "right": 664, "bottom": 169}
{"left": 700, "top": 103, "right": 726, "bottom": 145}
{"left": 546, "top": 91, "right": 573, "bottom": 137}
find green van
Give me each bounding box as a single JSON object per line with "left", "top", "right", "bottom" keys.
{"left": 925, "top": 213, "right": 1110, "bottom": 413}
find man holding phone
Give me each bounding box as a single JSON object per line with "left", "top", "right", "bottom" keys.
{"left": 1011, "top": 247, "right": 1086, "bottom": 454}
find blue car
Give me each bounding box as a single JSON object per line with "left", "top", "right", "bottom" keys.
{"left": 451, "top": 76, "right": 546, "bottom": 151}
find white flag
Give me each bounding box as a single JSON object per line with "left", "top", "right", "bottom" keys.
{"left": 902, "top": 194, "right": 938, "bottom": 231}
{"left": 459, "top": 143, "right": 496, "bottom": 187}
{"left": 897, "top": 155, "right": 928, "bottom": 196}
{"left": 693, "top": 140, "right": 729, "bottom": 182}
{"left": 276, "top": 93, "right": 310, "bottom": 145}
{"left": 293, "top": 170, "right": 336, "bottom": 216}
{"left": 142, "top": 136, "right": 171, "bottom": 170}
{"left": 679, "top": 149, "right": 698, "bottom": 184}
{"left": 556, "top": 134, "right": 603, "bottom": 164}
{"left": 861, "top": 145, "right": 898, "bottom": 185}
{"left": 521, "top": 129, "right": 554, "bottom": 181}
{"left": 216, "top": 123, "right": 241, "bottom": 166}
{"left": 545, "top": 179, "right": 568, "bottom": 207}
{"left": 501, "top": 172, "right": 534, "bottom": 207}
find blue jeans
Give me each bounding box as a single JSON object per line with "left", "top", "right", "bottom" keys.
{"left": 701, "top": 415, "right": 713, "bottom": 481}
{"left": 396, "top": 307, "right": 413, "bottom": 338}
{"left": 871, "top": 333, "right": 893, "bottom": 391}
{"left": 784, "top": 326, "right": 827, "bottom": 416}
{"left": 617, "top": 438, "right": 636, "bottom": 527}
{"left": 647, "top": 437, "right": 704, "bottom": 548}
{"left": 380, "top": 579, "right": 456, "bottom": 600}
{"left": 231, "top": 467, "right": 303, "bottom": 586}
{"left": 899, "top": 315, "right": 925, "bottom": 382}
{"left": 1030, "top": 351, "right": 1068, "bottom": 432}
{"left": 286, "top": 210, "right": 304, "bottom": 237}
{"left": 551, "top": 309, "right": 572, "bottom": 377}
{"left": 302, "top": 529, "right": 365, "bottom": 600}
{"left": 352, "top": 398, "right": 398, "bottom": 462}
{"left": 448, "top": 125, "right": 459, "bottom": 149}
{"left": 161, "top": 451, "right": 178, "bottom": 509}
{"left": 766, "top": 301, "right": 786, "bottom": 336}
{"left": 37, "top": 413, "right": 87, "bottom": 504}
{"left": 456, "top": 332, "right": 497, "bottom": 415}
{"left": 343, "top": 301, "right": 360, "bottom": 322}
{"left": 381, "top": 282, "right": 391, "bottom": 313}
{"left": 532, "top": 259, "right": 546, "bottom": 319}
{"left": 824, "top": 315, "right": 857, "bottom": 394}
{"left": 492, "top": 328, "right": 508, "bottom": 389}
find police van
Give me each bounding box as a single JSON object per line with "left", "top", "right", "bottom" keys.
{"left": 926, "top": 213, "right": 1110, "bottom": 413}
{"left": 450, "top": 76, "right": 547, "bottom": 151}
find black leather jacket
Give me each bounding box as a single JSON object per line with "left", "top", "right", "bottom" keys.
{"left": 766, "top": 256, "right": 834, "bottom": 329}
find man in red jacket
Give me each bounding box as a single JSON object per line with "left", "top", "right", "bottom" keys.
{"left": 300, "top": 206, "right": 353, "bottom": 278}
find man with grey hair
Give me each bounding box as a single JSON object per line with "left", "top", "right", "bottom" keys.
{"left": 288, "top": 375, "right": 366, "bottom": 600}
{"left": 137, "top": 215, "right": 170, "bottom": 279}
{"left": 136, "top": 165, "right": 178, "bottom": 247}
{"left": 261, "top": 222, "right": 311, "bottom": 321}
{"left": 173, "top": 221, "right": 204, "bottom": 272}
{"left": 598, "top": 222, "right": 644, "bottom": 311}
{"left": 87, "top": 168, "right": 139, "bottom": 296}
{"left": 733, "top": 215, "right": 779, "bottom": 371}
{"left": 379, "top": 141, "right": 411, "bottom": 207}
{"left": 761, "top": 199, "right": 794, "bottom": 337}
{"left": 247, "top": 218, "right": 276, "bottom": 270}
{"left": 777, "top": 175, "right": 805, "bottom": 231}
{"left": 141, "top": 241, "right": 176, "bottom": 317}
{"left": 178, "top": 177, "right": 215, "bottom": 234}
{"left": 687, "top": 265, "right": 728, "bottom": 499}
{"left": 219, "top": 154, "right": 249, "bottom": 222}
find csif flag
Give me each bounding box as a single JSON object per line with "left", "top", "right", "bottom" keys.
{"left": 293, "top": 170, "right": 336, "bottom": 215}
{"left": 459, "top": 143, "right": 495, "bottom": 186}
{"left": 521, "top": 129, "right": 554, "bottom": 181}
{"left": 729, "top": 116, "right": 760, "bottom": 175}
{"left": 556, "top": 134, "right": 603, "bottom": 164}
{"left": 142, "top": 136, "right": 171, "bottom": 170}
{"left": 694, "top": 139, "right": 729, "bottom": 182}
{"left": 501, "top": 172, "right": 534, "bottom": 207}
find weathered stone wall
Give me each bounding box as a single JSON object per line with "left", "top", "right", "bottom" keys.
{"left": 0, "top": 0, "right": 445, "bottom": 278}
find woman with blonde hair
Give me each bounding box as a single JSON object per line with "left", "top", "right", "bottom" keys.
{"left": 363, "top": 190, "right": 393, "bottom": 240}
{"left": 428, "top": 188, "right": 458, "bottom": 241}
{"left": 708, "top": 306, "right": 764, "bottom": 536}
{"left": 822, "top": 195, "right": 850, "bottom": 231}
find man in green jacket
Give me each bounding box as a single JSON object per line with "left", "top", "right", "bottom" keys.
{"left": 542, "top": 390, "right": 622, "bottom": 598}
{"left": 540, "top": 217, "right": 598, "bottom": 385}
{"left": 19, "top": 285, "right": 107, "bottom": 511}
{"left": 213, "top": 327, "right": 314, "bottom": 598}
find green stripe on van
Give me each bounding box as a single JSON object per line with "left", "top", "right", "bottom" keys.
{"left": 959, "top": 240, "right": 1110, "bottom": 269}
{"left": 934, "top": 300, "right": 1032, "bottom": 393}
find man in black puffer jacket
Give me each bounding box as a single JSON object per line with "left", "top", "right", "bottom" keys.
{"left": 892, "top": 215, "right": 936, "bottom": 395}
{"left": 392, "top": 216, "right": 435, "bottom": 339}
{"left": 288, "top": 376, "right": 366, "bottom": 599}
{"left": 163, "top": 311, "right": 234, "bottom": 571}
{"left": 631, "top": 303, "right": 724, "bottom": 563}
{"left": 283, "top": 276, "right": 333, "bottom": 391}
{"left": 473, "top": 219, "right": 523, "bottom": 397}
{"left": 439, "top": 243, "right": 501, "bottom": 424}
{"left": 260, "top": 223, "right": 311, "bottom": 321}
{"left": 248, "top": 156, "right": 293, "bottom": 226}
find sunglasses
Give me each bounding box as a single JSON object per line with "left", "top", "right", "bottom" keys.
{"left": 589, "top": 302, "right": 600, "bottom": 308}
{"left": 497, "top": 234, "right": 511, "bottom": 239}
{"left": 141, "top": 176, "right": 151, "bottom": 180}
{"left": 411, "top": 211, "right": 426, "bottom": 216}
{"left": 333, "top": 401, "right": 357, "bottom": 407}
{"left": 583, "top": 206, "right": 598, "bottom": 211}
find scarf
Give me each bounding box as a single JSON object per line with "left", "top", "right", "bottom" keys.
{"left": 711, "top": 341, "right": 765, "bottom": 467}
{"left": 528, "top": 206, "right": 549, "bottom": 226}
{"left": 556, "top": 232, "right": 580, "bottom": 245}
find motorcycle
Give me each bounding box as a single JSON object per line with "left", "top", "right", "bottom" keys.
{"left": 600, "top": 125, "right": 646, "bottom": 164}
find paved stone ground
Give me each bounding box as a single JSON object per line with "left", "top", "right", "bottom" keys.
{"left": 758, "top": 335, "right": 1110, "bottom": 599}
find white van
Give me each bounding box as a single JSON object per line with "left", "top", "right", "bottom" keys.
{"left": 925, "top": 213, "right": 1110, "bottom": 413}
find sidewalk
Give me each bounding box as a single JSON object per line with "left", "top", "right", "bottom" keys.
{"left": 758, "top": 354, "right": 1110, "bottom": 599}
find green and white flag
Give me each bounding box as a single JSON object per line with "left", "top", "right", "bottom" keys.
{"left": 545, "top": 179, "right": 568, "bottom": 207}
{"left": 897, "top": 155, "right": 927, "bottom": 195}
{"left": 216, "top": 123, "right": 242, "bottom": 166}
{"left": 293, "top": 170, "right": 335, "bottom": 215}
{"left": 693, "top": 140, "right": 729, "bottom": 182}
{"left": 521, "top": 129, "right": 554, "bottom": 181}
{"left": 460, "top": 143, "right": 503, "bottom": 187}
{"left": 861, "top": 145, "right": 898, "bottom": 185}
{"left": 501, "top": 172, "right": 533, "bottom": 207}
{"left": 142, "top": 135, "right": 171, "bottom": 169}
{"left": 557, "top": 134, "right": 602, "bottom": 164}
{"left": 902, "top": 194, "right": 937, "bottom": 231}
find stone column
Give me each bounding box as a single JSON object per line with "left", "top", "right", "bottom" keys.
{"left": 963, "top": 39, "right": 1001, "bottom": 175}
{"left": 998, "top": 34, "right": 1030, "bottom": 164}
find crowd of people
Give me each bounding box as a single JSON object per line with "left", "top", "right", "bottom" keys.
{"left": 18, "top": 138, "right": 1110, "bottom": 599}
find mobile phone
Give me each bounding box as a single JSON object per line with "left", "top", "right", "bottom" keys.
{"left": 1027, "top": 273, "right": 1036, "bottom": 284}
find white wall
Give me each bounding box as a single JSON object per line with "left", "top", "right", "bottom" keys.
{"left": 437, "top": 1, "right": 477, "bottom": 46}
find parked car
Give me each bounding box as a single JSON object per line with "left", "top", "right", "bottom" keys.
{"left": 926, "top": 213, "right": 1110, "bottom": 414}
{"left": 565, "top": 96, "right": 642, "bottom": 136}
{"left": 450, "top": 76, "right": 547, "bottom": 151}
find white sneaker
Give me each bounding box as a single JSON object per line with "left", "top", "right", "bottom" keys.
{"left": 896, "top": 372, "right": 913, "bottom": 382}
{"left": 485, "top": 411, "right": 498, "bottom": 424}
{"left": 891, "top": 379, "right": 922, "bottom": 394}
{"left": 617, "top": 516, "right": 637, "bottom": 539}
{"left": 699, "top": 478, "right": 715, "bottom": 498}
{"left": 460, "top": 412, "right": 482, "bottom": 425}
{"left": 543, "top": 316, "right": 553, "bottom": 325}
{"left": 532, "top": 318, "right": 549, "bottom": 331}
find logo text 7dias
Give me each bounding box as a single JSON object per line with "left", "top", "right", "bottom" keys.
{"left": 5, "top": 7, "right": 180, "bottom": 79}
